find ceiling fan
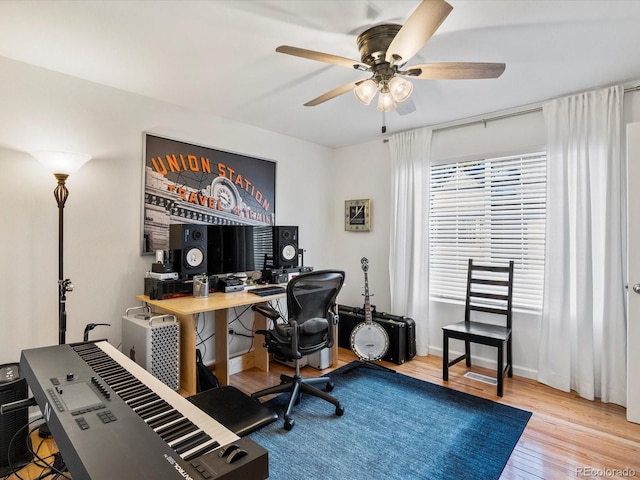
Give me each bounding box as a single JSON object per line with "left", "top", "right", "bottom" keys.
{"left": 276, "top": 0, "right": 505, "bottom": 112}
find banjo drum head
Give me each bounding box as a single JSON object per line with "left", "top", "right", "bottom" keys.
{"left": 350, "top": 322, "right": 389, "bottom": 361}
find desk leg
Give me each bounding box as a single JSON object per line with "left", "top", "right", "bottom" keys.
{"left": 179, "top": 313, "right": 198, "bottom": 396}
{"left": 254, "top": 312, "right": 269, "bottom": 372}
{"left": 331, "top": 324, "right": 339, "bottom": 367}
{"left": 214, "top": 309, "right": 230, "bottom": 385}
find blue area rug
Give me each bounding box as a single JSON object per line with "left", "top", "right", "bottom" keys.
{"left": 249, "top": 362, "right": 531, "bottom": 480}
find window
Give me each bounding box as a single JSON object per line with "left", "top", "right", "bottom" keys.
{"left": 428, "top": 152, "right": 546, "bottom": 311}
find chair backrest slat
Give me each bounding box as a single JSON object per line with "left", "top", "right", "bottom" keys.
{"left": 471, "top": 278, "right": 510, "bottom": 287}
{"left": 469, "top": 305, "right": 509, "bottom": 316}
{"left": 469, "top": 291, "right": 510, "bottom": 301}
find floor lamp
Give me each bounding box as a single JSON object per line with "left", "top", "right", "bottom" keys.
{"left": 31, "top": 151, "right": 92, "bottom": 345}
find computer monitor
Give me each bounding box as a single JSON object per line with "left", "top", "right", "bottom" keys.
{"left": 207, "top": 225, "right": 256, "bottom": 276}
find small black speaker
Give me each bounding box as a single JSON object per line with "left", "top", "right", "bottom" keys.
{"left": 0, "top": 364, "right": 31, "bottom": 475}
{"left": 169, "top": 223, "right": 207, "bottom": 278}
{"left": 272, "top": 226, "right": 298, "bottom": 268}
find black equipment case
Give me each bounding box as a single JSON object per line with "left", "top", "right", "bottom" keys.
{"left": 337, "top": 304, "right": 416, "bottom": 364}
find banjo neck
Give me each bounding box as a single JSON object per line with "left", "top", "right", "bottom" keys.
{"left": 363, "top": 269, "right": 373, "bottom": 326}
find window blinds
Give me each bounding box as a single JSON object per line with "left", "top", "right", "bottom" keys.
{"left": 428, "top": 152, "right": 547, "bottom": 311}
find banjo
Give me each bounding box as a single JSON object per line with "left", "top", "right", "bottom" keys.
{"left": 350, "top": 257, "right": 389, "bottom": 361}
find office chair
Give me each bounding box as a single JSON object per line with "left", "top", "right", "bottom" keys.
{"left": 251, "top": 270, "right": 346, "bottom": 430}
{"left": 442, "top": 259, "right": 514, "bottom": 396}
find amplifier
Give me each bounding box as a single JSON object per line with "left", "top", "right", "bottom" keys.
{"left": 144, "top": 277, "right": 192, "bottom": 300}
{"left": 337, "top": 304, "right": 413, "bottom": 365}
{"left": 0, "top": 363, "right": 31, "bottom": 475}
{"left": 261, "top": 268, "right": 288, "bottom": 284}
{"left": 261, "top": 266, "right": 313, "bottom": 284}
{"left": 121, "top": 306, "right": 180, "bottom": 390}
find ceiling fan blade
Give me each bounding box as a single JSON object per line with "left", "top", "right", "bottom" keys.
{"left": 396, "top": 97, "right": 417, "bottom": 116}
{"left": 404, "top": 62, "right": 506, "bottom": 79}
{"left": 385, "top": 0, "right": 453, "bottom": 65}
{"left": 304, "top": 80, "right": 363, "bottom": 107}
{"left": 276, "top": 45, "right": 369, "bottom": 70}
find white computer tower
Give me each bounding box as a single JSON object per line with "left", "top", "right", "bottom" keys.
{"left": 307, "top": 348, "right": 331, "bottom": 370}
{"left": 121, "top": 306, "right": 180, "bottom": 390}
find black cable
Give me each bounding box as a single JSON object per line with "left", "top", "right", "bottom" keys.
{"left": 2, "top": 418, "right": 62, "bottom": 480}
{"left": 27, "top": 423, "right": 55, "bottom": 470}
{"left": 195, "top": 312, "right": 208, "bottom": 357}
{"left": 29, "top": 447, "right": 70, "bottom": 480}
{"left": 232, "top": 333, "right": 254, "bottom": 338}
{"left": 196, "top": 331, "right": 216, "bottom": 346}
{"left": 21, "top": 422, "right": 71, "bottom": 480}
{"left": 2, "top": 417, "right": 43, "bottom": 480}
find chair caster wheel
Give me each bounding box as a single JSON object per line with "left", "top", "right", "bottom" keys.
{"left": 325, "top": 381, "right": 334, "bottom": 392}
{"left": 335, "top": 404, "right": 344, "bottom": 416}
{"left": 284, "top": 418, "right": 295, "bottom": 430}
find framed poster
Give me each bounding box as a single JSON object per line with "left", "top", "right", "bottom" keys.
{"left": 141, "top": 133, "right": 276, "bottom": 254}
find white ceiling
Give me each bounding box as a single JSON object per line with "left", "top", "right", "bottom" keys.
{"left": 1, "top": 0, "right": 640, "bottom": 149}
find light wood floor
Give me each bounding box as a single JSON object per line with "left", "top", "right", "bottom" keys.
{"left": 231, "top": 349, "right": 640, "bottom": 480}
{"left": 7, "top": 348, "right": 640, "bottom": 480}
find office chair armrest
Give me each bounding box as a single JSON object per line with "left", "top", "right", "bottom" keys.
{"left": 251, "top": 304, "right": 280, "bottom": 321}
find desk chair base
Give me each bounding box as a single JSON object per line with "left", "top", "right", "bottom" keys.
{"left": 251, "top": 366, "right": 344, "bottom": 431}
{"left": 341, "top": 359, "right": 396, "bottom": 375}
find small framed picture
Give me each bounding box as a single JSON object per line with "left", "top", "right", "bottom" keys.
{"left": 344, "top": 199, "right": 371, "bottom": 232}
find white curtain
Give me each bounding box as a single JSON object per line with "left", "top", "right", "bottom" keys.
{"left": 388, "top": 127, "right": 432, "bottom": 356}
{"left": 538, "top": 85, "right": 627, "bottom": 405}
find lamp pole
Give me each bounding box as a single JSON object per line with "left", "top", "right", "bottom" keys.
{"left": 31, "top": 150, "right": 91, "bottom": 345}
{"left": 53, "top": 173, "right": 73, "bottom": 345}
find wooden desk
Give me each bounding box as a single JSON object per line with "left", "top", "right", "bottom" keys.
{"left": 136, "top": 289, "right": 339, "bottom": 396}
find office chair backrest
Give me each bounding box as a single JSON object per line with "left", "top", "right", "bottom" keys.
{"left": 286, "top": 270, "right": 345, "bottom": 352}
{"left": 465, "top": 259, "right": 514, "bottom": 328}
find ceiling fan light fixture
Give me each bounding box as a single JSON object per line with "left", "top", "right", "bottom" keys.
{"left": 354, "top": 79, "right": 377, "bottom": 105}
{"left": 389, "top": 76, "right": 413, "bottom": 103}
{"left": 377, "top": 86, "right": 397, "bottom": 112}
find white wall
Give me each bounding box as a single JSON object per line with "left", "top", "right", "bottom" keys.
{"left": 329, "top": 140, "right": 391, "bottom": 311}
{"left": 331, "top": 90, "right": 640, "bottom": 379}
{"left": 0, "top": 56, "right": 335, "bottom": 365}
{"left": 3, "top": 52, "right": 639, "bottom": 383}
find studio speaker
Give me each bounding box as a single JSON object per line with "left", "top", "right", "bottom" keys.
{"left": 272, "top": 226, "right": 298, "bottom": 268}
{"left": 169, "top": 223, "right": 207, "bottom": 278}
{"left": 0, "top": 364, "right": 31, "bottom": 475}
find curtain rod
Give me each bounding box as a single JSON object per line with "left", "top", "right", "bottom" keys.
{"left": 434, "top": 85, "right": 640, "bottom": 134}
{"left": 384, "top": 84, "right": 640, "bottom": 141}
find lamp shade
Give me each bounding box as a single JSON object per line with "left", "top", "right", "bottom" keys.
{"left": 30, "top": 150, "right": 92, "bottom": 175}
{"left": 354, "top": 79, "right": 377, "bottom": 105}
{"left": 389, "top": 76, "right": 413, "bottom": 103}
{"left": 377, "top": 88, "right": 397, "bottom": 112}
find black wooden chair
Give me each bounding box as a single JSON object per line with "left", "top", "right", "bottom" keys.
{"left": 442, "top": 259, "right": 514, "bottom": 396}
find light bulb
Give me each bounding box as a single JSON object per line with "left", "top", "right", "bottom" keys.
{"left": 354, "top": 79, "right": 377, "bottom": 105}
{"left": 377, "top": 87, "right": 397, "bottom": 112}
{"left": 389, "top": 76, "right": 413, "bottom": 103}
